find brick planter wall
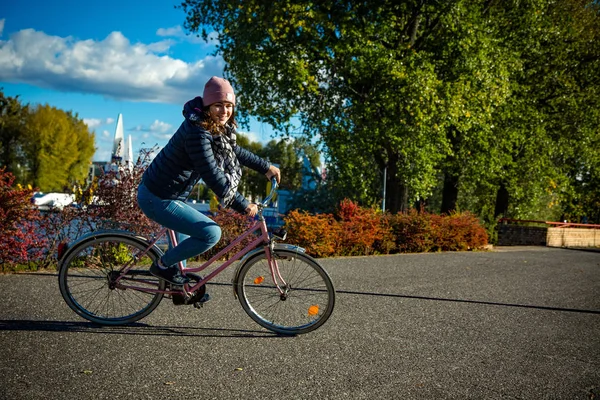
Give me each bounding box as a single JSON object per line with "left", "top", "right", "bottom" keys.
{"left": 546, "top": 227, "right": 600, "bottom": 248}
{"left": 497, "top": 225, "right": 547, "bottom": 246}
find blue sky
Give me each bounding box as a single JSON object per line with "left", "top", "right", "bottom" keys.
{"left": 0, "top": 0, "right": 275, "bottom": 161}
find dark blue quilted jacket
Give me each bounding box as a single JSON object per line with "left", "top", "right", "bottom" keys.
{"left": 141, "top": 109, "right": 270, "bottom": 214}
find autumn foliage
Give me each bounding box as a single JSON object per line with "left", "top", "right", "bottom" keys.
{"left": 0, "top": 168, "right": 47, "bottom": 271}
{"left": 285, "top": 199, "right": 488, "bottom": 257}
{"left": 1, "top": 161, "right": 488, "bottom": 272}
{"left": 283, "top": 210, "right": 341, "bottom": 258}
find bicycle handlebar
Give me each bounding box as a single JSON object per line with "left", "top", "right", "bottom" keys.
{"left": 261, "top": 177, "right": 278, "bottom": 207}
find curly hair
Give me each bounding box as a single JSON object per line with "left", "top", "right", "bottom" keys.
{"left": 199, "top": 107, "right": 237, "bottom": 135}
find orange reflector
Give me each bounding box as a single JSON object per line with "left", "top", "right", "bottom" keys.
{"left": 308, "top": 305, "right": 319, "bottom": 316}
{"left": 253, "top": 276, "right": 265, "bottom": 285}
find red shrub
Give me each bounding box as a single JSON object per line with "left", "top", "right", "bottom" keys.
{"left": 375, "top": 213, "right": 398, "bottom": 255}
{"left": 0, "top": 168, "right": 47, "bottom": 271}
{"left": 88, "top": 166, "right": 159, "bottom": 236}
{"left": 337, "top": 198, "right": 361, "bottom": 221}
{"left": 285, "top": 202, "right": 488, "bottom": 257}
{"left": 435, "top": 212, "right": 488, "bottom": 251}
{"left": 389, "top": 209, "right": 439, "bottom": 253}
{"left": 390, "top": 209, "right": 488, "bottom": 253}
{"left": 335, "top": 199, "right": 394, "bottom": 256}
{"left": 284, "top": 210, "right": 341, "bottom": 258}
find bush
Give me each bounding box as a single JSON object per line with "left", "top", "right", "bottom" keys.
{"left": 284, "top": 210, "right": 341, "bottom": 258}
{"left": 285, "top": 201, "right": 488, "bottom": 257}
{"left": 335, "top": 199, "right": 394, "bottom": 256}
{"left": 4, "top": 155, "right": 489, "bottom": 272}
{"left": 389, "top": 209, "right": 438, "bottom": 253}
{"left": 434, "top": 212, "right": 488, "bottom": 251}
{"left": 0, "top": 168, "right": 47, "bottom": 271}
{"left": 85, "top": 165, "right": 159, "bottom": 237}
{"left": 34, "top": 205, "right": 96, "bottom": 270}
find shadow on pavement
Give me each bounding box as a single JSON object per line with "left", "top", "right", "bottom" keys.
{"left": 336, "top": 289, "right": 600, "bottom": 315}
{"left": 0, "top": 319, "right": 279, "bottom": 338}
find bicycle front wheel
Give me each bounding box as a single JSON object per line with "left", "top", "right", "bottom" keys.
{"left": 236, "top": 249, "right": 335, "bottom": 335}
{"left": 58, "top": 235, "right": 165, "bottom": 325}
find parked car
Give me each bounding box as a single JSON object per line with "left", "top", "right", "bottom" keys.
{"left": 31, "top": 192, "right": 75, "bottom": 211}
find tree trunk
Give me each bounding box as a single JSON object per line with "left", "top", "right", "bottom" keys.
{"left": 440, "top": 170, "right": 459, "bottom": 214}
{"left": 385, "top": 158, "right": 409, "bottom": 213}
{"left": 494, "top": 183, "right": 509, "bottom": 218}
{"left": 386, "top": 180, "right": 409, "bottom": 214}
{"left": 0, "top": 136, "right": 17, "bottom": 174}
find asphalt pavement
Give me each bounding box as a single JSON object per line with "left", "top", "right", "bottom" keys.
{"left": 0, "top": 246, "right": 599, "bottom": 400}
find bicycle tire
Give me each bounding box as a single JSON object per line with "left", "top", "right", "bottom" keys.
{"left": 235, "top": 249, "right": 335, "bottom": 335}
{"left": 58, "top": 234, "right": 165, "bottom": 325}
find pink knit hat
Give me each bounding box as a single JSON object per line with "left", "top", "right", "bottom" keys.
{"left": 203, "top": 76, "right": 236, "bottom": 106}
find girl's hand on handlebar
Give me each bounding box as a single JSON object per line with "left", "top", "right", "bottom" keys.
{"left": 265, "top": 165, "right": 281, "bottom": 184}
{"left": 246, "top": 203, "right": 258, "bottom": 217}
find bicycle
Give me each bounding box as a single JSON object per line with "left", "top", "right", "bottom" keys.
{"left": 57, "top": 179, "right": 335, "bottom": 335}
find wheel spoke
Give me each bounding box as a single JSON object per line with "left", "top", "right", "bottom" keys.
{"left": 238, "top": 250, "right": 335, "bottom": 335}
{"left": 58, "top": 235, "right": 165, "bottom": 325}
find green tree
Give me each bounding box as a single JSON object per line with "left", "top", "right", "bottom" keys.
{"left": 180, "top": 0, "right": 600, "bottom": 219}
{"left": 232, "top": 133, "right": 320, "bottom": 202}
{"left": 0, "top": 91, "right": 30, "bottom": 181}
{"left": 422, "top": 3, "right": 514, "bottom": 214}
{"left": 23, "top": 104, "right": 95, "bottom": 192}
{"left": 541, "top": 0, "right": 600, "bottom": 223}
{"left": 468, "top": 0, "right": 600, "bottom": 224}
{"left": 234, "top": 131, "right": 264, "bottom": 200}
{"left": 260, "top": 137, "right": 320, "bottom": 190}
{"left": 180, "top": 0, "right": 455, "bottom": 212}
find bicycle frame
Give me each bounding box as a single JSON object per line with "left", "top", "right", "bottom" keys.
{"left": 170, "top": 213, "right": 286, "bottom": 295}
{"left": 113, "top": 180, "right": 287, "bottom": 297}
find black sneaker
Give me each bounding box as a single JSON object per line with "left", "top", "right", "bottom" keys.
{"left": 150, "top": 262, "right": 190, "bottom": 285}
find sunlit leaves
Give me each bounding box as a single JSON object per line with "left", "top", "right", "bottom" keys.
{"left": 24, "top": 104, "right": 96, "bottom": 192}
{"left": 180, "top": 0, "right": 600, "bottom": 219}
{"left": 0, "top": 92, "right": 95, "bottom": 192}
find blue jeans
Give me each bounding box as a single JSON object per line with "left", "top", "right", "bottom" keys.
{"left": 137, "top": 183, "right": 221, "bottom": 267}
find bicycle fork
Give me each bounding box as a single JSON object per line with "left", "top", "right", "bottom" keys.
{"left": 266, "top": 243, "right": 289, "bottom": 299}
{"left": 232, "top": 243, "right": 289, "bottom": 300}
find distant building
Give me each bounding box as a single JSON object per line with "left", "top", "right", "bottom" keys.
{"left": 33, "top": 114, "right": 135, "bottom": 209}
{"left": 106, "top": 113, "right": 133, "bottom": 173}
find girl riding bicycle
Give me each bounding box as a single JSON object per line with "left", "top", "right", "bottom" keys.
{"left": 137, "top": 76, "right": 281, "bottom": 285}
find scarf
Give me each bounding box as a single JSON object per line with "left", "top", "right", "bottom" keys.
{"left": 211, "top": 127, "right": 242, "bottom": 208}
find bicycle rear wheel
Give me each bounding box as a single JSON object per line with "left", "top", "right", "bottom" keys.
{"left": 236, "top": 249, "right": 335, "bottom": 335}
{"left": 58, "top": 235, "right": 165, "bottom": 325}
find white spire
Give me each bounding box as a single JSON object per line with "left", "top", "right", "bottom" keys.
{"left": 111, "top": 113, "right": 124, "bottom": 164}
{"left": 124, "top": 134, "right": 134, "bottom": 171}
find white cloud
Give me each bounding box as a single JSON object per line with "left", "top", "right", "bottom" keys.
{"left": 146, "top": 39, "right": 177, "bottom": 53}
{"left": 131, "top": 119, "right": 173, "bottom": 135}
{"left": 156, "top": 26, "right": 184, "bottom": 37}
{"left": 238, "top": 130, "right": 261, "bottom": 144}
{"left": 0, "top": 28, "right": 225, "bottom": 104}
{"left": 149, "top": 119, "right": 173, "bottom": 133}
{"left": 83, "top": 117, "right": 115, "bottom": 129}
{"left": 156, "top": 25, "right": 215, "bottom": 46}
{"left": 83, "top": 118, "right": 102, "bottom": 129}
